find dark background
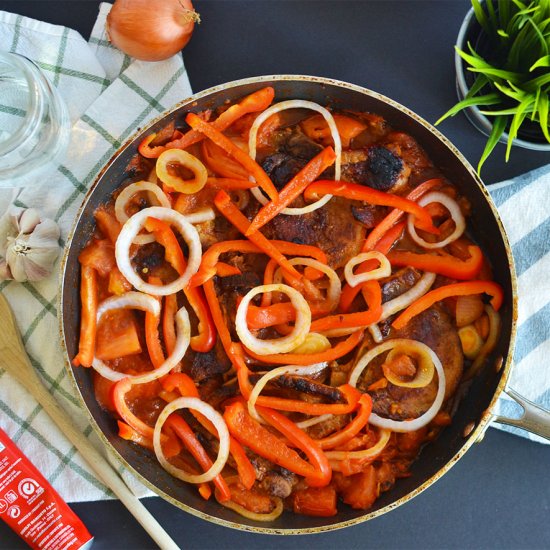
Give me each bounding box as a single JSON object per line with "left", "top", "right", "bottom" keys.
{"left": 1, "top": 1, "right": 550, "bottom": 548}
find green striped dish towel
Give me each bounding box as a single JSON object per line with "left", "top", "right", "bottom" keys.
{"left": 0, "top": 3, "right": 191, "bottom": 501}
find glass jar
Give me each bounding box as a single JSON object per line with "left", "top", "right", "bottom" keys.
{"left": 0, "top": 51, "right": 70, "bottom": 188}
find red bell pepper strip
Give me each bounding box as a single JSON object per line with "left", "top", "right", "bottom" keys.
{"left": 246, "top": 147, "right": 337, "bottom": 235}
{"left": 339, "top": 221, "right": 406, "bottom": 313}
{"left": 315, "top": 394, "right": 373, "bottom": 450}
{"left": 304, "top": 180, "right": 439, "bottom": 234}
{"left": 213, "top": 190, "right": 303, "bottom": 288}
{"left": 166, "top": 87, "right": 275, "bottom": 152}
{"left": 387, "top": 245, "right": 484, "bottom": 280}
{"left": 215, "top": 262, "right": 242, "bottom": 277}
{"left": 94, "top": 207, "right": 122, "bottom": 244}
{"left": 144, "top": 217, "right": 187, "bottom": 275}
{"left": 72, "top": 266, "right": 98, "bottom": 368}
{"left": 162, "top": 373, "right": 256, "bottom": 490}
{"left": 145, "top": 277, "right": 165, "bottom": 369}
{"left": 203, "top": 279, "right": 234, "bottom": 356}
{"left": 201, "top": 140, "right": 250, "bottom": 180}
{"left": 137, "top": 133, "right": 168, "bottom": 159}
{"left": 117, "top": 420, "right": 182, "bottom": 458}
{"left": 246, "top": 302, "right": 297, "bottom": 330}
{"left": 190, "top": 238, "right": 327, "bottom": 289}
{"left": 301, "top": 113, "right": 368, "bottom": 148}
{"left": 392, "top": 280, "right": 504, "bottom": 330}
{"left": 144, "top": 217, "right": 216, "bottom": 353}
{"left": 363, "top": 178, "right": 442, "bottom": 251}
{"left": 257, "top": 405, "right": 331, "bottom": 487}
{"left": 224, "top": 401, "right": 327, "bottom": 485}
{"left": 243, "top": 329, "right": 365, "bottom": 366}
{"left": 164, "top": 414, "right": 232, "bottom": 502}
{"left": 186, "top": 112, "right": 279, "bottom": 201}
{"left": 163, "top": 293, "right": 178, "bottom": 356}
{"left": 112, "top": 377, "right": 179, "bottom": 460}
{"left": 206, "top": 177, "right": 257, "bottom": 190}
{"left": 311, "top": 280, "right": 382, "bottom": 332}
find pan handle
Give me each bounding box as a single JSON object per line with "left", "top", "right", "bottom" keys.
{"left": 492, "top": 387, "right": 550, "bottom": 441}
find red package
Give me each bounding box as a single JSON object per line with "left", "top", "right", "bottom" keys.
{"left": 0, "top": 427, "right": 93, "bottom": 550}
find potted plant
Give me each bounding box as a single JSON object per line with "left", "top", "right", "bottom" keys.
{"left": 437, "top": 0, "right": 550, "bottom": 173}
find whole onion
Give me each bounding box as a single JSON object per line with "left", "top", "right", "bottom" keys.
{"left": 107, "top": 0, "right": 200, "bottom": 62}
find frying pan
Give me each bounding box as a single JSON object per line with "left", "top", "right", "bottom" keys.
{"left": 59, "top": 75, "right": 550, "bottom": 534}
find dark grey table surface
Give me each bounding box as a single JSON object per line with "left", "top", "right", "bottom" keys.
{"left": 1, "top": 1, "right": 549, "bottom": 549}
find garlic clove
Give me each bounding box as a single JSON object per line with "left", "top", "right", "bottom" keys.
{"left": 18, "top": 208, "right": 42, "bottom": 235}
{"left": 26, "top": 219, "right": 61, "bottom": 248}
{"left": 0, "top": 259, "right": 12, "bottom": 280}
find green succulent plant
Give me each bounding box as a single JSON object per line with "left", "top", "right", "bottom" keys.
{"left": 437, "top": 0, "right": 550, "bottom": 173}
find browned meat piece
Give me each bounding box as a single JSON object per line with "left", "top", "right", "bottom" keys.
{"left": 262, "top": 196, "right": 366, "bottom": 269}
{"left": 248, "top": 455, "right": 298, "bottom": 498}
{"left": 149, "top": 121, "right": 175, "bottom": 146}
{"left": 341, "top": 145, "right": 411, "bottom": 191}
{"left": 271, "top": 126, "right": 324, "bottom": 160}
{"left": 355, "top": 306, "right": 463, "bottom": 420}
{"left": 383, "top": 132, "right": 432, "bottom": 177}
{"left": 272, "top": 374, "right": 344, "bottom": 403}
{"left": 261, "top": 153, "right": 308, "bottom": 190}
{"left": 184, "top": 340, "right": 231, "bottom": 384}
{"left": 350, "top": 204, "right": 386, "bottom": 229}
{"left": 380, "top": 267, "right": 422, "bottom": 303}
{"left": 341, "top": 112, "right": 390, "bottom": 146}
{"left": 124, "top": 154, "right": 154, "bottom": 179}
{"left": 132, "top": 242, "right": 165, "bottom": 271}
{"left": 306, "top": 413, "right": 350, "bottom": 439}
{"left": 258, "top": 470, "right": 297, "bottom": 499}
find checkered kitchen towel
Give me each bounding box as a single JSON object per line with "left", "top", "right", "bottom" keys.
{"left": 0, "top": 3, "right": 191, "bottom": 501}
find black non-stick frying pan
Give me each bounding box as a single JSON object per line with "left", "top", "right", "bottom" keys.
{"left": 59, "top": 75, "right": 550, "bottom": 534}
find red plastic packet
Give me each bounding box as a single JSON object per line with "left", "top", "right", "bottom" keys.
{"left": 0, "top": 427, "right": 93, "bottom": 550}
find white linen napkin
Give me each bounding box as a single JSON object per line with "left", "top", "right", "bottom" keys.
{"left": 490, "top": 165, "right": 550, "bottom": 444}
{"left": 0, "top": 3, "right": 192, "bottom": 501}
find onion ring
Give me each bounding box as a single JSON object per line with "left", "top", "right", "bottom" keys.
{"left": 248, "top": 99, "right": 342, "bottom": 215}
{"left": 273, "top": 257, "right": 341, "bottom": 313}
{"left": 325, "top": 428, "right": 391, "bottom": 461}
{"left": 115, "top": 206, "right": 202, "bottom": 296}
{"left": 383, "top": 342, "right": 435, "bottom": 388}
{"left": 408, "top": 192, "right": 466, "bottom": 249}
{"left": 344, "top": 251, "right": 391, "bottom": 288}
{"left": 349, "top": 338, "right": 446, "bottom": 432}
{"left": 92, "top": 293, "right": 191, "bottom": 384}
{"left": 296, "top": 413, "right": 334, "bottom": 429}
{"left": 248, "top": 363, "right": 327, "bottom": 422}
{"left": 156, "top": 149, "right": 208, "bottom": 194}
{"left": 114, "top": 181, "right": 171, "bottom": 245}
{"left": 236, "top": 284, "right": 311, "bottom": 355}
{"left": 153, "top": 397, "right": 230, "bottom": 484}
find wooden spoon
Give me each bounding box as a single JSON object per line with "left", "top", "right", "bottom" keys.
{"left": 0, "top": 292, "right": 180, "bottom": 550}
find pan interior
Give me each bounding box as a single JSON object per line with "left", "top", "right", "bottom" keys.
{"left": 61, "top": 77, "right": 515, "bottom": 533}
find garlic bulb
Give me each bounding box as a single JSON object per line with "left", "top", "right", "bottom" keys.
{"left": 0, "top": 207, "right": 61, "bottom": 282}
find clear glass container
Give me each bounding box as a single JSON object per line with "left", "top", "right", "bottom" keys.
{"left": 0, "top": 51, "right": 70, "bottom": 188}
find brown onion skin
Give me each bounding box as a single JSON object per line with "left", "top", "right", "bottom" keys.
{"left": 107, "top": 0, "right": 198, "bottom": 62}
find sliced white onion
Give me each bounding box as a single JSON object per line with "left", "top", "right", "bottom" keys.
{"left": 407, "top": 191, "right": 466, "bottom": 249}
{"left": 115, "top": 206, "right": 202, "bottom": 296}
{"left": 320, "top": 326, "right": 363, "bottom": 338}
{"left": 248, "top": 363, "right": 326, "bottom": 423}
{"left": 153, "top": 397, "right": 230, "bottom": 484}
{"left": 383, "top": 343, "right": 435, "bottom": 389}
{"left": 344, "top": 251, "right": 391, "bottom": 288}
{"left": 236, "top": 284, "right": 311, "bottom": 355}
{"left": 380, "top": 271, "right": 436, "bottom": 322}
{"left": 156, "top": 149, "right": 208, "bottom": 194}
{"left": 248, "top": 99, "right": 342, "bottom": 215}
{"left": 184, "top": 207, "right": 216, "bottom": 224}
{"left": 349, "top": 338, "right": 446, "bottom": 432}
{"left": 325, "top": 428, "right": 391, "bottom": 461}
{"left": 273, "top": 257, "right": 341, "bottom": 313}
{"left": 114, "top": 181, "right": 171, "bottom": 245}
{"left": 92, "top": 298, "right": 191, "bottom": 384}
{"left": 368, "top": 324, "right": 384, "bottom": 343}
{"left": 296, "top": 413, "right": 334, "bottom": 429}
